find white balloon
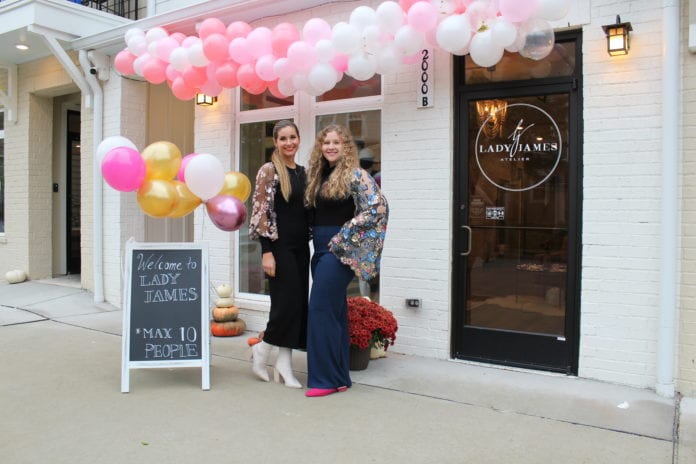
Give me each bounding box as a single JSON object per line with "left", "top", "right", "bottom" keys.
{"left": 292, "top": 73, "right": 309, "bottom": 91}
{"left": 436, "top": 14, "right": 472, "bottom": 53}
{"left": 169, "top": 47, "right": 190, "bottom": 72}
{"left": 315, "top": 39, "right": 335, "bottom": 63}
{"left": 96, "top": 136, "right": 138, "bottom": 161}
{"left": 277, "top": 78, "right": 296, "bottom": 97}
{"left": 431, "top": 0, "right": 456, "bottom": 15}
{"left": 186, "top": 40, "right": 210, "bottom": 67}
{"left": 376, "top": 1, "right": 405, "bottom": 34}
{"left": 347, "top": 53, "right": 377, "bottom": 81}
{"left": 349, "top": 6, "right": 377, "bottom": 31}
{"left": 361, "top": 25, "right": 382, "bottom": 55}
{"left": 536, "top": 0, "right": 571, "bottom": 21}
{"left": 125, "top": 28, "right": 145, "bottom": 43}
{"left": 132, "top": 53, "right": 150, "bottom": 76}
{"left": 127, "top": 36, "right": 147, "bottom": 57}
{"left": 469, "top": 30, "right": 504, "bottom": 68}
{"left": 273, "top": 58, "right": 294, "bottom": 79}
{"left": 490, "top": 18, "right": 518, "bottom": 48}
{"left": 145, "top": 27, "right": 168, "bottom": 44}
{"left": 376, "top": 46, "right": 400, "bottom": 75}
{"left": 394, "top": 25, "right": 425, "bottom": 56}
{"left": 505, "top": 29, "right": 526, "bottom": 53}
{"left": 519, "top": 18, "right": 555, "bottom": 61}
{"left": 308, "top": 63, "right": 338, "bottom": 94}
{"left": 147, "top": 41, "right": 158, "bottom": 58}
{"left": 332, "top": 22, "right": 361, "bottom": 55}
{"left": 185, "top": 154, "right": 225, "bottom": 202}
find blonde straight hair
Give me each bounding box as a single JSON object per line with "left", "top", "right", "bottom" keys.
{"left": 304, "top": 124, "right": 359, "bottom": 207}
{"left": 271, "top": 120, "right": 299, "bottom": 202}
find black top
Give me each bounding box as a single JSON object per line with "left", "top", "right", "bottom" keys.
{"left": 260, "top": 165, "right": 309, "bottom": 253}
{"left": 313, "top": 165, "right": 354, "bottom": 227}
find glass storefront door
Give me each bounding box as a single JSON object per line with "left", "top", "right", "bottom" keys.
{"left": 453, "top": 33, "right": 581, "bottom": 373}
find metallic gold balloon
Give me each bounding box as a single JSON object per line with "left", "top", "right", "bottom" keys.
{"left": 219, "top": 171, "right": 252, "bottom": 202}
{"left": 141, "top": 141, "right": 182, "bottom": 180}
{"left": 137, "top": 179, "right": 178, "bottom": 217}
{"left": 168, "top": 180, "right": 202, "bottom": 218}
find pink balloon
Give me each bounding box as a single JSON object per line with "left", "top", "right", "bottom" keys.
{"left": 200, "top": 78, "right": 222, "bottom": 96}
{"left": 331, "top": 53, "right": 349, "bottom": 73}
{"left": 155, "top": 36, "right": 179, "bottom": 62}
{"left": 499, "top": 0, "right": 539, "bottom": 23}
{"left": 177, "top": 153, "right": 199, "bottom": 182}
{"left": 303, "top": 18, "right": 332, "bottom": 45}
{"left": 206, "top": 195, "right": 247, "bottom": 232}
{"left": 272, "top": 23, "right": 301, "bottom": 57}
{"left": 237, "top": 64, "right": 266, "bottom": 94}
{"left": 181, "top": 36, "right": 199, "bottom": 48}
{"left": 101, "top": 147, "right": 146, "bottom": 192}
{"left": 202, "top": 33, "right": 230, "bottom": 63}
{"left": 246, "top": 27, "right": 273, "bottom": 58}
{"left": 171, "top": 32, "right": 187, "bottom": 43}
{"left": 114, "top": 50, "right": 136, "bottom": 75}
{"left": 216, "top": 62, "right": 240, "bottom": 88}
{"left": 198, "top": 18, "right": 227, "bottom": 40}
{"left": 165, "top": 64, "right": 181, "bottom": 82}
{"left": 227, "top": 21, "right": 252, "bottom": 40}
{"left": 407, "top": 1, "right": 438, "bottom": 33}
{"left": 229, "top": 37, "right": 254, "bottom": 64}
{"left": 399, "top": 0, "right": 420, "bottom": 12}
{"left": 170, "top": 76, "right": 196, "bottom": 100}
{"left": 255, "top": 54, "right": 278, "bottom": 81}
{"left": 287, "top": 41, "right": 316, "bottom": 72}
{"left": 267, "top": 79, "right": 287, "bottom": 98}
{"left": 182, "top": 65, "right": 207, "bottom": 87}
{"left": 142, "top": 58, "right": 167, "bottom": 84}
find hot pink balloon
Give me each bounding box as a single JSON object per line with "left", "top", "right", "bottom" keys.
{"left": 198, "top": 18, "right": 227, "bottom": 40}
{"left": 206, "top": 194, "right": 247, "bottom": 231}
{"left": 202, "top": 33, "right": 230, "bottom": 63}
{"left": 227, "top": 21, "right": 252, "bottom": 40}
{"left": 101, "top": 146, "right": 146, "bottom": 192}
{"left": 499, "top": 0, "right": 539, "bottom": 23}
{"left": 114, "top": 50, "right": 136, "bottom": 75}
{"left": 177, "top": 153, "right": 199, "bottom": 182}
{"left": 216, "top": 62, "right": 240, "bottom": 87}
{"left": 272, "top": 23, "right": 301, "bottom": 57}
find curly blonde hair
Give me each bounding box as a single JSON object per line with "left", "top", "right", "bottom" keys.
{"left": 304, "top": 124, "right": 359, "bottom": 207}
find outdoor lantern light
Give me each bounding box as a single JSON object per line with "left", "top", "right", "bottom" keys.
{"left": 195, "top": 93, "right": 217, "bottom": 106}
{"left": 602, "top": 15, "right": 632, "bottom": 56}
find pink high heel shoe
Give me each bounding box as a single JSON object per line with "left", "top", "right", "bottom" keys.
{"left": 305, "top": 386, "right": 348, "bottom": 397}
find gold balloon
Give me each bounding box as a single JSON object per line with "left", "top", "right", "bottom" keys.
{"left": 141, "top": 141, "right": 182, "bottom": 180}
{"left": 168, "top": 180, "right": 202, "bottom": 218}
{"left": 219, "top": 171, "right": 252, "bottom": 202}
{"left": 137, "top": 179, "right": 178, "bottom": 217}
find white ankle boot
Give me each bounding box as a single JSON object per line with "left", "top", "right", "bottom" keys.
{"left": 251, "top": 341, "right": 272, "bottom": 382}
{"left": 274, "top": 347, "right": 302, "bottom": 388}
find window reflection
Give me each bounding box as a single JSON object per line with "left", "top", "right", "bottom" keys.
{"left": 241, "top": 88, "right": 293, "bottom": 111}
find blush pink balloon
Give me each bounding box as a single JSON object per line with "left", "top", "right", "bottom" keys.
{"left": 142, "top": 58, "right": 167, "bottom": 84}
{"left": 114, "top": 50, "right": 136, "bottom": 75}
{"left": 399, "top": 0, "right": 420, "bottom": 12}
{"left": 165, "top": 64, "right": 181, "bottom": 82}
{"left": 229, "top": 37, "right": 254, "bottom": 64}
{"left": 407, "top": 1, "right": 438, "bottom": 33}
{"left": 206, "top": 194, "right": 247, "bottom": 232}
{"left": 198, "top": 18, "right": 227, "bottom": 40}
{"left": 246, "top": 27, "right": 273, "bottom": 58}
{"left": 177, "top": 153, "right": 199, "bottom": 182}
{"left": 171, "top": 32, "right": 187, "bottom": 43}
{"left": 499, "top": 0, "right": 539, "bottom": 23}
{"left": 255, "top": 54, "right": 278, "bottom": 81}
{"left": 155, "top": 36, "right": 179, "bottom": 62}
{"left": 101, "top": 146, "right": 146, "bottom": 192}
{"left": 287, "top": 41, "right": 316, "bottom": 72}
{"left": 202, "top": 33, "right": 230, "bottom": 63}
{"left": 303, "top": 18, "right": 332, "bottom": 45}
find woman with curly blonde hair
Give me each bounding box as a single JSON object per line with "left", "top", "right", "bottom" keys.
{"left": 303, "top": 124, "right": 389, "bottom": 397}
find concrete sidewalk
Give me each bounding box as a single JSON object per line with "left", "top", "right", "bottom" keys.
{"left": 1, "top": 279, "right": 693, "bottom": 463}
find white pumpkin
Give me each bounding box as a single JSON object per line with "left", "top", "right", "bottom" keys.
{"left": 5, "top": 270, "right": 27, "bottom": 284}
{"left": 216, "top": 284, "right": 232, "bottom": 298}
{"left": 215, "top": 296, "right": 235, "bottom": 308}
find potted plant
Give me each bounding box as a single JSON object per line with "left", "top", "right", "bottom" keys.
{"left": 347, "top": 297, "right": 398, "bottom": 369}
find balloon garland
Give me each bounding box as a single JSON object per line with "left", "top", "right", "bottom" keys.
{"left": 114, "top": 0, "right": 571, "bottom": 100}
{"left": 98, "top": 136, "right": 251, "bottom": 231}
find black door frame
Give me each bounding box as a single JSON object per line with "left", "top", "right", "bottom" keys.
{"left": 66, "top": 109, "right": 81, "bottom": 275}
{"left": 451, "top": 30, "right": 583, "bottom": 374}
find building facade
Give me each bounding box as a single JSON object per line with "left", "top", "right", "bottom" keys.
{"left": 1, "top": 0, "right": 695, "bottom": 397}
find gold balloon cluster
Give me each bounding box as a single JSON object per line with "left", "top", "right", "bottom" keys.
{"left": 135, "top": 141, "right": 251, "bottom": 219}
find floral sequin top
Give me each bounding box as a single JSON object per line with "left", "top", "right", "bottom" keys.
{"left": 249, "top": 162, "right": 280, "bottom": 241}
{"left": 329, "top": 168, "right": 389, "bottom": 281}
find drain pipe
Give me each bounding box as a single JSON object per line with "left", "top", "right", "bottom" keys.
{"left": 656, "top": 0, "right": 680, "bottom": 398}
{"left": 79, "top": 50, "right": 106, "bottom": 304}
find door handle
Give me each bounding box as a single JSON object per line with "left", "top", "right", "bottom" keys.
{"left": 460, "top": 225, "right": 472, "bottom": 256}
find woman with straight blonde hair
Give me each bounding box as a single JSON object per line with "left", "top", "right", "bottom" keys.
{"left": 249, "top": 120, "right": 309, "bottom": 388}
{"left": 303, "top": 124, "right": 388, "bottom": 397}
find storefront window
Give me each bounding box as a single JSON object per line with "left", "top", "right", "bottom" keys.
{"left": 316, "top": 74, "right": 381, "bottom": 102}
{"left": 0, "top": 110, "right": 4, "bottom": 234}
{"left": 240, "top": 88, "right": 293, "bottom": 111}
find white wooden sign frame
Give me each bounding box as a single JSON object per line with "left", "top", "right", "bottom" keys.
{"left": 121, "top": 241, "right": 210, "bottom": 393}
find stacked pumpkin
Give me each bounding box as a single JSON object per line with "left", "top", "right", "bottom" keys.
{"left": 210, "top": 284, "right": 246, "bottom": 337}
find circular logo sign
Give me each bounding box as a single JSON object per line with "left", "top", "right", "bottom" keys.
{"left": 474, "top": 103, "right": 562, "bottom": 192}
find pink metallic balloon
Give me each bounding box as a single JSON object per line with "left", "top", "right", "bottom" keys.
{"left": 205, "top": 194, "right": 247, "bottom": 231}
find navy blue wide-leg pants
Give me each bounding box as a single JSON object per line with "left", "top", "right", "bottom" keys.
{"left": 307, "top": 226, "right": 355, "bottom": 389}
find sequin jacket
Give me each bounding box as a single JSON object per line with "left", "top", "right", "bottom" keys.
{"left": 329, "top": 168, "right": 389, "bottom": 281}
{"left": 249, "top": 162, "right": 280, "bottom": 241}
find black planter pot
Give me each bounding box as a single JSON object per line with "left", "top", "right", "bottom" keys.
{"left": 349, "top": 345, "right": 370, "bottom": 371}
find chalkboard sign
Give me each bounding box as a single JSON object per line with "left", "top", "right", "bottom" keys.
{"left": 121, "top": 241, "right": 210, "bottom": 392}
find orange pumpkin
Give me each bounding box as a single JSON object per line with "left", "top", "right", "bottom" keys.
{"left": 212, "top": 305, "right": 239, "bottom": 322}
{"left": 210, "top": 319, "right": 246, "bottom": 337}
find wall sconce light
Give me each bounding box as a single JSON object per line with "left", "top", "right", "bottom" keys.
{"left": 195, "top": 93, "right": 218, "bottom": 106}
{"left": 602, "top": 15, "right": 632, "bottom": 56}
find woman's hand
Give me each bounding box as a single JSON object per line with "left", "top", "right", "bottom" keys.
{"left": 262, "top": 252, "right": 276, "bottom": 277}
